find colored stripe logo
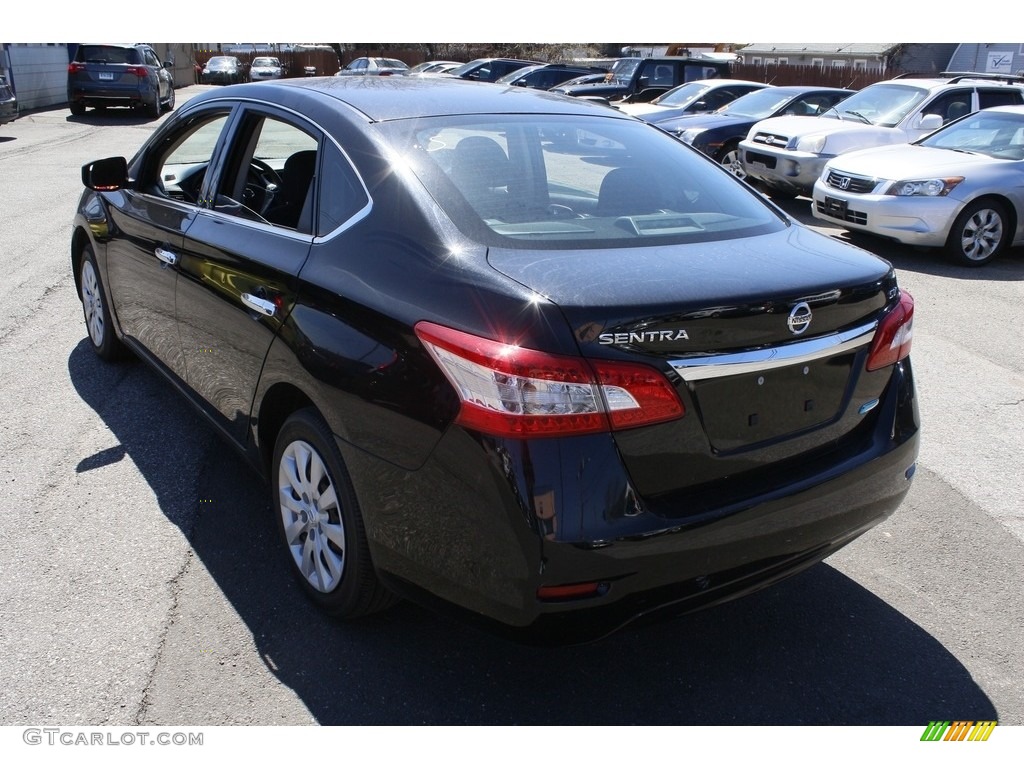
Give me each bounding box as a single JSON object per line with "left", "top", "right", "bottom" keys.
{"left": 921, "top": 721, "right": 997, "bottom": 741}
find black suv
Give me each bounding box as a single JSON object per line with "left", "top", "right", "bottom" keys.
{"left": 67, "top": 43, "right": 175, "bottom": 117}
{"left": 553, "top": 56, "right": 732, "bottom": 103}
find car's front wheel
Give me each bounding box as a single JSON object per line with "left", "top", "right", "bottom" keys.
{"left": 945, "top": 199, "right": 1009, "bottom": 266}
{"left": 718, "top": 142, "right": 745, "bottom": 179}
{"left": 79, "top": 245, "right": 127, "bottom": 361}
{"left": 272, "top": 408, "right": 395, "bottom": 618}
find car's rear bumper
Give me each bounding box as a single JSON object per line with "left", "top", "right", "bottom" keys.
{"left": 341, "top": 357, "right": 919, "bottom": 643}
{"left": 67, "top": 83, "right": 153, "bottom": 108}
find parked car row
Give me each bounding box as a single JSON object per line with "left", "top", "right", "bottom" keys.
{"left": 735, "top": 72, "right": 1024, "bottom": 266}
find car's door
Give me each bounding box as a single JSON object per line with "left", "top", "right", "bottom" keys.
{"left": 173, "top": 105, "right": 323, "bottom": 443}
{"left": 102, "top": 109, "right": 233, "bottom": 379}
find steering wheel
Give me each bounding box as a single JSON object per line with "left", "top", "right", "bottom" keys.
{"left": 243, "top": 158, "right": 283, "bottom": 215}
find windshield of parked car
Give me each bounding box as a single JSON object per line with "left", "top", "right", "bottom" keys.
{"left": 652, "top": 81, "right": 712, "bottom": 107}
{"left": 448, "top": 59, "right": 490, "bottom": 77}
{"left": 823, "top": 83, "right": 929, "bottom": 127}
{"left": 252, "top": 58, "right": 280, "bottom": 68}
{"left": 206, "top": 57, "right": 238, "bottom": 70}
{"left": 382, "top": 114, "right": 783, "bottom": 249}
{"left": 716, "top": 88, "right": 799, "bottom": 119}
{"left": 608, "top": 58, "right": 641, "bottom": 84}
{"left": 918, "top": 109, "right": 1024, "bottom": 159}
{"left": 495, "top": 65, "right": 542, "bottom": 85}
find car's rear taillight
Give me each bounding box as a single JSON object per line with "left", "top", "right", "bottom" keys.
{"left": 866, "top": 291, "right": 914, "bottom": 371}
{"left": 415, "top": 321, "right": 684, "bottom": 438}
{"left": 67, "top": 62, "right": 86, "bottom": 74}
{"left": 125, "top": 66, "right": 150, "bottom": 78}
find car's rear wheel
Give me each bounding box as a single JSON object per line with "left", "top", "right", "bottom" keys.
{"left": 146, "top": 91, "right": 161, "bottom": 118}
{"left": 945, "top": 199, "right": 1008, "bottom": 266}
{"left": 273, "top": 408, "right": 395, "bottom": 618}
{"left": 69, "top": 102, "right": 86, "bottom": 116}
{"left": 79, "top": 246, "right": 126, "bottom": 361}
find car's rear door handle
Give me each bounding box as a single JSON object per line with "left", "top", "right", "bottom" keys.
{"left": 155, "top": 246, "right": 178, "bottom": 267}
{"left": 241, "top": 293, "right": 276, "bottom": 318}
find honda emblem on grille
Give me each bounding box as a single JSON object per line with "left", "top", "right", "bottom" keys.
{"left": 787, "top": 302, "right": 812, "bottom": 335}
{"left": 836, "top": 175, "right": 852, "bottom": 190}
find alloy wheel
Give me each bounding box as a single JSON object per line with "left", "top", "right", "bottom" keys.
{"left": 80, "top": 259, "right": 105, "bottom": 348}
{"left": 278, "top": 439, "right": 347, "bottom": 593}
{"left": 958, "top": 207, "right": 1004, "bottom": 263}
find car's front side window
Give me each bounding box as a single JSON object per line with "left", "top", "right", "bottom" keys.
{"left": 142, "top": 112, "right": 232, "bottom": 204}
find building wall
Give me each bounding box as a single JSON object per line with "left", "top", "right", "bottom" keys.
{"left": 3, "top": 43, "right": 69, "bottom": 110}
{"left": 947, "top": 44, "right": 1024, "bottom": 76}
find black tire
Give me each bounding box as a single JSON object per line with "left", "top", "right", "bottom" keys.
{"left": 78, "top": 245, "right": 127, "bottom": 361}
{"left": 164, "top": 86, "right": 175, "bottom": 113}
{"left": 69, "top": 102, "right": 86, "bottom": 116}
{"left": 272, "top": 408, "right": 395, "bottom": 618}
{"left": 944, "top": 199, "right": 1009, "bottom": 267}
{"left": 146, "top": 91, "right": 161, "bottom": 118}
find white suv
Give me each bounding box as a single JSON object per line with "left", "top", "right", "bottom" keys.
{"left": 738, "top": 73, "right": 1024, "bottom": 198}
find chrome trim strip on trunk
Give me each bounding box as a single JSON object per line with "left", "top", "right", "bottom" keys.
{"left": 669, "top": 321, "right": 877, "bottom": 382}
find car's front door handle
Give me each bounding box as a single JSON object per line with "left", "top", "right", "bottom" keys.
{"left": 241, "top": 293, "right": 276, "bottom": 318}
{"left": 155, "top": 246, "right": 178, "bottom": 267}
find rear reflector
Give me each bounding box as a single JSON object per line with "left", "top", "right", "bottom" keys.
{"left": 866, "top": 291, "right": 914, "bottom": 371}
{"left": 537, "top": 582, "right": 608, "bottom": 601}
{"left": 415, "top": 321, "right": 684, "bottom": 438}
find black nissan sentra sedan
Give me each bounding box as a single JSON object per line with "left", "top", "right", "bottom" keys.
{"left": 72, "top": 77, "right": 919, "bottom": 643}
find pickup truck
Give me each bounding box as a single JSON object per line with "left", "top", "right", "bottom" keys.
{"left": 738, "top": 73, "right": 1024, "bottom": 198}
{"left": 551, "top": 56, "right": 732, "bottom": 104}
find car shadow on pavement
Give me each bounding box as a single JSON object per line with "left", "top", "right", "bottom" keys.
{"left": 68, "top": 339, "right": 998, "bottom": 726}
{"left": 66, "top": 111, "right": 164, "bottom": 127}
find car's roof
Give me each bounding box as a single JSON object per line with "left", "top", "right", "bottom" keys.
{"left": 876, "top": 76, "right": 1024, "bottom": 91}
{"left": 188, "top": 76, "right": 624, "bottom": 122}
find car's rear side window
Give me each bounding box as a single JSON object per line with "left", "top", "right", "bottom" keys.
{"left": 979, "top": 88, "right": 1024, "bottom": 108}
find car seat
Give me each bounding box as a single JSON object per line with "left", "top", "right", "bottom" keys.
{"left": 449, "top": 136, "right": 511, "bottom": 219}
{"left": 265, "top": 150, "right": 317, "bottom": 231}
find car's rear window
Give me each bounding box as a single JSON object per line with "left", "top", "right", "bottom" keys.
{"left": 75, "top": 45, "right": 142, "bottom": 65}
{"left": 382, "top": 113, "right": 784, "bottom": 249}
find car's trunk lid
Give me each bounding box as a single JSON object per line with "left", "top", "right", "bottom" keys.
{"left": 487, "top": 225, "right": 899, "bottom": 502}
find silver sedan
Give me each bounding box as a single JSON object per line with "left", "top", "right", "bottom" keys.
{"left": 811, "top": 104, "right": 1024, "bottom": 266}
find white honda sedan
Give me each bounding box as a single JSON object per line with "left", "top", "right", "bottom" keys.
{"left": 812, "top": 104, "right": 1024, "bottom": 266}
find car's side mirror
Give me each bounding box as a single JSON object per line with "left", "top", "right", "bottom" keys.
{"left": 916, "top": 113, "right": 943, "bottom": 131}
{"left": 82, "top": 157, "right": 128, "bottom": 191}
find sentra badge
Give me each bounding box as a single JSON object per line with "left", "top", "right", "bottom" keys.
{"left": 598, "top": 329, "right": 690, "bottom": 345}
